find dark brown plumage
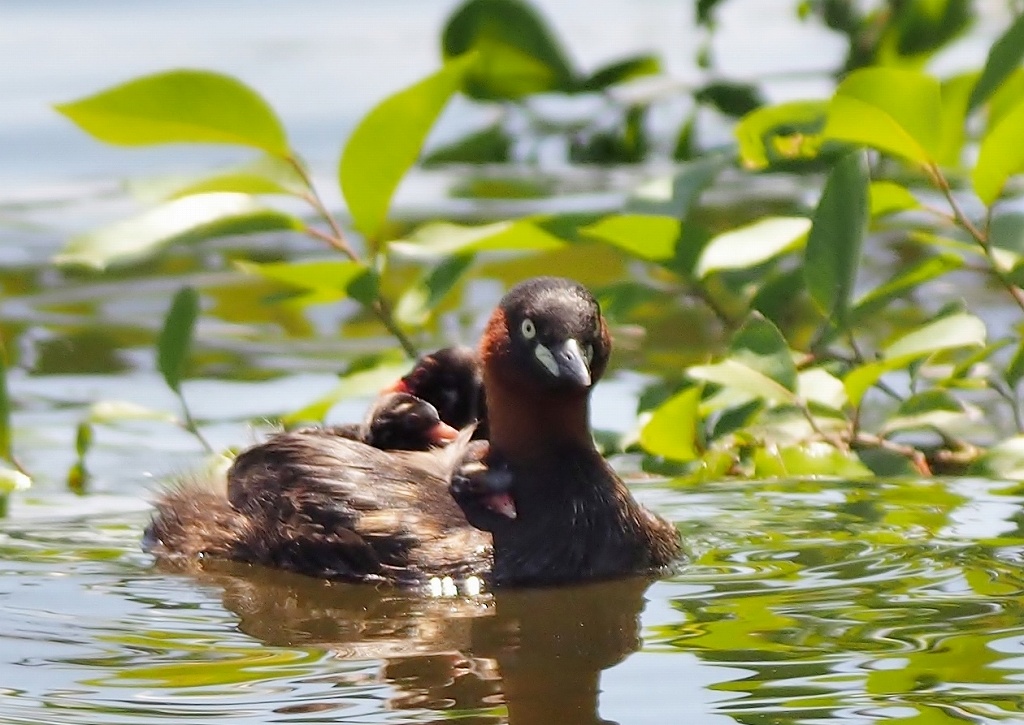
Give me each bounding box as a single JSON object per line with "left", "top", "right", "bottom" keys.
{"left": 144, "top": 276, "right": 680, "bottom": 587}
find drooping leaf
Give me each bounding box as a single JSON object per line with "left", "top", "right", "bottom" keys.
{"left": 824, "top": 68, "right": 942, "bottom": 164}
{"left": 422, "top": 124, "right": 511, "bottom": 165}
{"left": 55, "top": 193, "right": 303, "bottom": 270}
{"left": 395, "top": 254, "right": 474, "bottom": 325}
{"left": 869, "top": 180, "right": 919, "bottom": 217}
{"left": 580, "top": 214, "right": 679, "bottom": 262}
{"left": 968, "top": 11, "right": 1024, "bottom": 112}
{"left": 639, "top": 387, "right": 702, "bottom": 462}
{"left": 442, "top": 0, "right": 574, "bottom": 99}
{"left": 688, "top": 359, "right": 797, "bottom": 405}
{"left": 55, "top": 69, "right": 288, "bottom": 154}
{"left": 735, "top": 101, "right": 828, "bottom": 170}
{"left": 158, "top": 287, "right": 200, "bottom": 394}
{"left": 804, "top": 152, "right": 869, "bottom": 325}
{"left": 576, "top": 55, "right": 661, "bottom": 92}
{"left": 729, "top": 314, "right": 799, "bottom": 393}
{"left": 389, "top": 219, "right": 565, "bottom": 259}
{"left": 695, "top": 216, "right": 811, "bottom": 277}
{"left": 884, "top": 312, "right": 986, "bottom": 359}
{"left": 339, "top": 55, "right": 475, "bottom": 242}
{"left": 131, "top": 155, "right": 307, "bottom": 202}
{"left": 973, "top": 98, "right": 1024, "bottom": 205}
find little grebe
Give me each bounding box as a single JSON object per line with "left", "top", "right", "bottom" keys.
{"left": 320, "top": 392, "right": 460, "bottom": 451}
{"left": 144, "top": 277, "right": 680, "bottom": 586}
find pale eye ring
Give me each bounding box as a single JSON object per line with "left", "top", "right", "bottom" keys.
{"left": 521, "top": 318, "right": 536, "bottom": 340}
{"left": 583, "top": 344, "right": 594, "bottom": 364}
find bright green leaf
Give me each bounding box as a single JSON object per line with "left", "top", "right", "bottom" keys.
{"left": 55, "top": 69, "right": 288, "bottom": 154}
{"left": 805, "top": 153, "right": 868, "bottom": 324}
{"left": 340, "top": 55, "right": 474, "bottom": 241}
{"left": 696, "top": 216, "right": 810, "bottom": 278}
{"left": 824, "top": 68, "right": 941, "bottom": 164}
{"left": 798, "top": 368, "right": 847, "bottom": 410}
{"left": 158, "top": 287, "right": 200, "bottom": 394}
{"left": 884, "top": 312, "right": 986, "bottom": 358}
{"left": 754, "top": 442, "right": 871, "bottom": 478}
{"left": 639, "top": 387, "right": 701, "bottom": 462}
{"left": 969, "top": 436, "right": 1024, "bottom": 480}
{"left": 236, "top": 259, "right": 373, "bottom": 306}
{"left": 968, "top": 12, "right": 1024, "bottom": 112}
{"left": 131, "top": 155, "right": 307, "bottom": 202}
{"left": 581, "top": 214, "right": 679, "bottom": 262}
{"left": 55, "top": 193, "right": 303, "bottom": 270}
{"left": 688, "top": 359, "right": 797, "bottom": 405}
{"left": 936, "top": 72, "right": 977, "bottom": 167}
{"left": 735, "top": 100, "right": 828, "bottom": 170}
{"left": 729, "top": 314, "right": 798, "bottom": 393}
{"left": 973, "top": 98, "right": 1024, "bottom": 205}
{"left": 869, "top": 180, "right": 919, "bottom": 218}
{"left": 851, "top": 253, "right": 962, "bottom": 320}
{"left": 389, "top": 219, "right": 565, "bottom": 259}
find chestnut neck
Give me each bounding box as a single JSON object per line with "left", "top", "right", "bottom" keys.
{"left": 483, "top": 367, "right": 594, "bottom": 462}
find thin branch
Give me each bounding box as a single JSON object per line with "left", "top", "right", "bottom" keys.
{"left": 176, "top": 392, "right": 214, "bottom": 455}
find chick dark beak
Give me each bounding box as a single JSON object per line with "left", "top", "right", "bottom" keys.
{"left": 552, "top": 338, "right": 591, "bottom": 388}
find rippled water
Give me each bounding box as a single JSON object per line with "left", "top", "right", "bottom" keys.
{"left": 2, "top": 477, "right": 1023, "bottom": 723}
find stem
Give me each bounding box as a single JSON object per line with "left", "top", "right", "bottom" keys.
{"left": 176, "top": 391, "right": 214, "bottom": 454}
{"left": 853, "top": 432, "right": 932, "bottom": 476}
{"left": 928, "top": 163, "right": 1024, "bottom": 314}
{"left": 286, "top": 154, "right": 419, "bottom": 359}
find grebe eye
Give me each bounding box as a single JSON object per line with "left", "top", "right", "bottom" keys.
{"left": 583, "top": 344, "right": 594, "bottom": 364}
{"left": 521, "top": 318, "right": 536, "bottom": 340}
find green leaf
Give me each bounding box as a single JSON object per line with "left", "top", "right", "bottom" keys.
{"left": 695, "top": 216, "right": 811, "bottom": 277}
{"left": 442, "top": 0, "right": 574, "bottom": 99}
{"left": 395, "top": 254, "right": 474, "bottom": 326}
{"left": 55, "top": 192, "right": 303, "bottom": 270}
{"left": 236, "top": 259, "right": 374, "bottom": 305}
{"left": 805, "top": 153, "right": 869, "bottom": 325}
{"left": 639, "top": 387, "right": 701, "bottom": 462}
{"left": 729, "top": 314, "right": 798, "bottom": 393}
{"left": 626, "top": 155, "right": 729, "bottom": 217}
{"left": 869, "top": 180, "right": 919, "bottom": 218}
{"left": 844, "top": 313, "right": 986, "bottom": 406}
{"left": 55, "top": 69, "right": 288, "bottom": 154}
{"left": 735, "top": 100, "right": 828, "bottom": 170}
{"left": 131, "top": 155, "right": 307, "bottom": 201}
{"left": 850, "top": 253, "right": 962, "bottom": 320}
{"left": 389, "top": 218, "right": 565, "bottom": 259}
{"left": 936, "top": 72, "right": 977, "bottom": 167}
{"left": 882, "top": 389, "right": 968, "bottom": 436}
{"left": 422, "top": 124, "right": 511, "bottom": 165}
{"left": 158, "top": 287, "right": 200, "bottom": 394}
{"left": 798, "top": 367, "right": 847, "bottom": 410}
{"left": 688, "top": 359, "right": 797, "bottom": 405}
{"left": 753, "top": 443, "right": 871, "bottom": 478}
{"left": 969, "top": 436, "right": 1024, "bottom": 480}
{"left": 88, "top": 400, "right": 178, "bottom": 424}
{"left": 1006, "top": 339, "right": 1024, "bottom": 389}
{"left": 339, "top": 55, "right": 474, "bottom": 242}
{"left": 576, "top": 55, "right": 661, "bottom": 92}
{"left": 0, "top": 467, "right": 31, "bottom": 496}
{"left": 973, "top": 98, "right": 1024, "bottom": 205}
{"left": 968, "top": 12, "right": 1024, "bottom": 112}
{"left": 580, "top": 214, "right": 679, "bottom": 262}
{"left": 824, "top": 68, "right": 941, "bottom": 164}
{"left": 695, "top": 82, "right": 763, "bottom": 118}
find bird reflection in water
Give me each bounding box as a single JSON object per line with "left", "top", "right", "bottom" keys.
{"left": 196, "top": 563, "right": 654, "bottom": 725}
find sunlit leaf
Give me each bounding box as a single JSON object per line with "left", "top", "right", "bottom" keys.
{"left": 339, "top": 55, "right": 474, "bottom": 241}
{"left": 973, "top": 98, "right": 1024, "bottom": 205}
{"left": 577, "top": 55, "right": 660, "bottom": 92}
{"left": 1006, "top": 339, "right": 1024, "bottom": 389}
{"left": 882, "top": 389, "right": 969, "bottom": 436}
{"left": 236, "top": 259, "right": 375, "bottom": 306}
{"left": 695, "top": 216, "right": 811, "bottom": 278}
{"left": 639, "top": 387, "right": 701, "bottom": 462}
{"left": 689, "top": 359, "right": 797, "bottom": 405}
{"left": 936, "top": 72, "right": 977, "bottom": 167}
{"left": 968, "top": 12, "right": 1024, "bottom": 112}
{"left": 88, "top": 400, "right": 178, "bottom": 424}
{"left": 581, "top": 214, "right": 679, "bottom": 262}
{"left": 824, "top": 68, "right": 941, "bottom": 164}
{"left": 798, "top": 367, "right": 847, "bottom": 410}
{"left": 805, "top": 153, "right": 868, "bottom": 325}
{"left": 55, "top": 193, "right": 303, "bottom": 270}
{"left": 0, "top": 467, "right": 31, "bottom": 496}
{"left": 55, "top": 69, "right": 288, "bottom": 154}
{"left": 395, "top": 254, "right": 474, "bottom": 326}
{"left": 753, "top": 442, "right": 871, "bottom": 478}
{"left": 869, "top": 180, "right": 919, "bottom": 218}
{"left": 442, "top": 0, "right": 574, "bottom": 99}
{"left": 390, "top": 219, "right": 565, "bottom": 259}
{"left": 730, "top": 314, "right": 798, "bottom": 393}
{"left": 969, "top": 435, "right": 1024, "bottom": 480}
{"left": 884, "top": 312, "right": 986, "bottom": 358}
{"left": 131, "top": 155, "right": 307, "bottom": 202}
{"left": 735, "top": 100, "right": 828, "bottom": 170}
{"left": 158, "top": 287, "right": 199, "bottom": 394}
